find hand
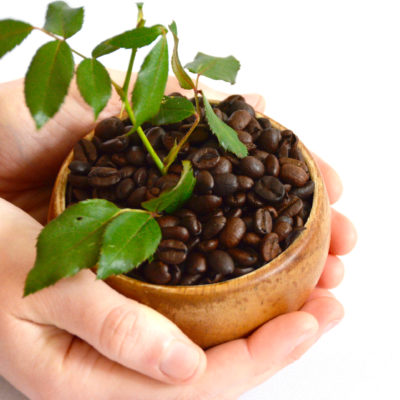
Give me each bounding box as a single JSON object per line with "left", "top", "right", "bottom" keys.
{"left": 0, "top": 74, "right": 356, "bottom": 400}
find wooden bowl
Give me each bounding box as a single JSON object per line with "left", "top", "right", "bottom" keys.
{"left": 49, "top": 112, "right": 330, "bottom": 349}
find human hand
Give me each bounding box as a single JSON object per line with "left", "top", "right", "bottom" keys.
{"left": 0, "top": 74, "right": 356, "bottom": 399}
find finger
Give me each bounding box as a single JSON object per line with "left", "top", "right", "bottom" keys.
{"left": 317, "top": 254, "right": 345, "bottom": 289}
{"left": 312, "top": 153, "right": 343, "bottom": 204}
{"left": 330, "top": 208, "right": 358, "bottom": 255}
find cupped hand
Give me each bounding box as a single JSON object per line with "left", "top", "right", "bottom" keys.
{"left": 0, "top": 73, "right": 356, "bottom": 399}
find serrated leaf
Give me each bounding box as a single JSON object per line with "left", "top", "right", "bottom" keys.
{"left": 169, "top": 21, "right": 194, "bottom": 90}
{"left": 203, "top": 94, "right": 248, "bottom": 158}
{"left": 44, "top": 1, "right": 84, "bottom": 39}
{"left": 92, "top": 25, "right": 164, "bottom": 58}
{"left": 142, "top": 160, "right": 195, "bottom": 213}
{"left": 150, "top": 96, "right": 195, "bottom": 125}
{"left": 0, "top": 19, "right": 33, "bottom": 59}
{"left": 97, "top": 211, "right": 161, "bottom": 279}
{"left": 24, "top": 200, "right": 120, "bottom": 296}
{"left": 185, "top": 52, "right": 240, "bottom": 84}
{"left": 76, "top": 58, "right": 111, "bottom": 118}
{"left": 25, "top": 40, "right": 74, "bottom": 129}
{"left": 131, "top": 36, "right": 169, "bottom": 129}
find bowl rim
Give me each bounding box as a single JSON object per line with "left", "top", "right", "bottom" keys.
{"left": 50, "top": 109, "right": 325, "bottom": 295}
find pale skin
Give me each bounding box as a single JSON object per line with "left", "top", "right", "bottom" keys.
{"left": 0, "top": 72, "right": 357, "bottom": 400}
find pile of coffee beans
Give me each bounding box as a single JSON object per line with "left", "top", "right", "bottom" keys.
{"left": 66, "top": 94, "right": 314, "bottom": 285}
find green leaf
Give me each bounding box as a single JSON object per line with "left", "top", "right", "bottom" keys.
{"left": 150, "top": 96, "right": 195, "bottom": 125}
{"left": 44, "top": 1, "right": 84, "bottom": 39}
{"left": 131, "top": 36, "right": 169, "bottom": 129}
{"left": 76, "top": 58, "right": 111, "bottom": 118}
{"left": 142, "top": 160, "right": 196, "bottom": 213}
{"left": 185, "top": 52, "right": 240, "bottom": 84}
{"left": 92, "top": 25, "right": 164, "bottom": 58}
{"left": 97, "top": 211, "right": 161, "bottom": 279}
{"left": 24, "top": 40, "right": 74, "bottom": 129}
{"left": 169, "top": 21, "right": 194, "bottom": 90}
{"left": 0, "top": 19, "right": 33, "bottom": 59}
{"left": 24, "top": 200, "right": 120, "bottom": 296}
{"left": 202, "top": 94, "right": 248, "bottom": 158}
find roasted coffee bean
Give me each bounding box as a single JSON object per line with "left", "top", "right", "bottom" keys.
{"left": 225, "top": 208, "right": 242, "bottom": 218}
{"left": 280, "top": 157, "right": 308, "bottom": 172}
{"left": 119, "top": 165, "right": 136, "bottom": 179}
{"left": 246, "top": 191, "right": 264, "bottom": 208}
{"left": 157, "top": 240, "right": 187, "bottom": 264}
{"left": 205, "top": 273, "right": 224, "bottom": 284}
{"left": 173, "top": 208, "right": 196, "bottom": 218}
{"left": 299, "top": 200, "right": 312, "bottom": 221}
{"left": 94, "top": 116, "right": 124, "bottom": 140}
{"left": 146, "top": 168, "right": 161, "bottom": 188}
{"left": 221, "top": 151, "right": 240, "bottom": 166}
{"left": 145, "top": 187, "right": 160, "bottom": 200}
{"left": 237, "top": 130, "right": 255, "bottom": 150}
{"left": 186, "top": 252, "right": 207, "bottom": 274}
{"left": 265, "top": 154, "right": 280, "bottom": 177}
{"left": 88, "top": 167, "right": 120, "bottom": 187}
{"left": 68, "top": 174, "right": 89, "bottom": 188}
{"left": 191, "top": 147, "right": 220, "bottom": 169}
{"left": 203, "top": 216, "right": 227, "bottom": 239}
{"left": 161, "top": 226, "right": 190, "bottom": 242}
{"left": 195, "top": 170, "right": 214, "bottom": 194}
{"left": 116, "top": 178, "right": 135, "bottom": 200}
{"left": 284, "top": 184, "right": 292, "bottom": 193}
{"left": 254, "top": 208, "right": 273, "bottom": 235}
{"left": 100, "top": 136, "right": 129, "bottom": 153}
{"left": 207, "top": 250, "right": 235, "bottom": 274}
{"left": 232, "top": 267, "right": 255, "bottom": 277}
{"left": 245, "top": 117, "right": 262, "bottom": 135}
{"left": 265, "top": 205, "right": 278, "bottom": 218}
{"left": 162, "top": 130, "right": 189, "bottom": 152}
{"left": 95, "top": 154, "right": 115, "bottom": 167}
{"left": 180, "top": 273, "right": 203, "bottom": 285}
{"left": 257, "top": 117, "right": 271, "bottom": 129}
{"left": 168, "top": 163, "right": 183, "bottom": 175}
{"left": 133, "top": 167, "right": 148, "bottom": 186}
{"left": 273, "top": 218, "right": 293, "bottom": 241}
{"left": 74, "top": 139, "right": 98, "bottom": 163}
{"left": 155, "top": 174, "right": 179, "bottom": 191}
{"left": 213, "top": 108, "right": 227, "bottom": 121}
{"left": 277, "top": 140, "right": 291, "bottom": 158}
{"left": 127, "top": 186, "right": 147, "bottom": 208}
{"left": 213, "top": 173, "right": 238, "bottom": 197}
{"left": 91, "top": 136, "right": 102, "bottom": 150}
{"left": 261, "top": 233, "right": 281, "bottom": 262}
{"left": 237, "top": 175, "right": 254, "bottom": 191}
{"left": 68, "top": 160, "right": 91, "bottom": 175}
{"left": 72, "top": 188, "right": 90, "bottom": 201}
{"left": 254, "top": 176, "right": 285, "bottom": 203}
{"left": 210, "top": 157, "right": 232, "bottom": 174}
{"left": 294, "top": 216, "right": 304, "bottom": 228}
{"left": 217, "top": 94, "right": 245, "bottom": 114}
{"left": 226, "top": 192, "right": 246, "bottom": 207}
{"left": 242, "top": 215, "right": 254, "bottom": 230}
{"left": 92, "top": 187, "right": 116, "bottom": 202}
{"left": 227, "top": 109, "right": 252, "bottom": 130}
{"left": 146, "top": 127, "right": 165, "bottom": 149}
{"left": 251, "top": 149, "right": 269, "bottom": 162}
{"left": 229, "top": 100, "right": 256, "bottom": 117}
{"left": 242, "top": 232, "right": 261, "bottom": 248}
{"left": 256, "top": 128, "right": 281, "bottom": 153}
{"left": 280, "top": 197, "right": 303, "bottom": 217}
{"left": 283, "top": 227, "right": 306, "bottom": 249}
{"left": 168, "top": 264, "right": 182, "bottom": 285}
{"left": 290, "top": 145, "right": 305, "bottom": 162}
{"left": 126, "top": 146, "right": 146, "bottom": 166}
{"left": 186, "top": 124, "right": 210, "bottom": 144}
{"left": 219, "top": 217, "right": 246, "bottom": 248}
{"left": 291, "top": 180, "right": 315, "bottom": 199}
{"left": 111, "top": 153, "right": 129, "bottom": 167}
{"left": 187, "top": 195, "right": 223, "bottom": 214}
{"left": 239, "top": 156, "right": 265, "bottom": 179}
{"left": 197, "top": 239, "right": 219, "bottom": 252}
{"left": 180, "top": 215, "right": 202, "bottom": 236}
{"left": 187, "top": 237, "right": 200, "bottom": 251}
{"left": 143, "top": 261, "right": 171, "bottom": 284}
{"left": 157, "top": 215, "right": 180, "bottom": 228}
{"left": 228, "top": 248, "right": 258, "bottom": 267}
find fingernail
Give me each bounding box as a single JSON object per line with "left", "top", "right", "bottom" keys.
{"left": 323, "top": 319, "right": 342, "bottom": 333}
{"left": 159, "top": 340, "right": 201, "bottom": 381}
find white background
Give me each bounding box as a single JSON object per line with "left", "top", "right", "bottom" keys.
{"left": 1, "top": 0, "right": 399, "bottom": 399}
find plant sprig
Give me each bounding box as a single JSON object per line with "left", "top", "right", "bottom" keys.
{"left": 0, "top": 1, "right": 251, "bottom": 295}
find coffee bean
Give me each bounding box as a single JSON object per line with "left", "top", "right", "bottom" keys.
{"left": 187, "top": 237, "right": 201, "bottom": 251}
{"left": 187, "top": 195, "right": 223, "bottom": 214}
{"left": 245, "top": 117, "right": 262, "bottom": 135}
{"left": 232, "top": 266, "right": 255, "bottom": 277}
{"left": 265, "top": 154, "right": 280, "bottom": 177}
{"left": 291, "top": 180, "right": 315, "bottom": 199}
{"left": 227, "top": 109, "right": 252, "bottom": 130}
{"left": 213, "top": 173, "right": 238, "bottom": 197}
{"left": 237, "top": 130, "right": 255, "bottom": 150}
{"left": 242, "top": 215, "right": 253, "bottom": 230}
{"left": 205, "top": 273, "right": 224, "bottom": 284}
{"left": 68, "top": 160, "right": 91, "bottom": 175}
{"left": 173, "top": 209, "right": 196, "bottom": 219}
{"left": 239, "top": 156, "right": 265, "bottom": 179}
{"left": 277, "top": 140, "right": 291, "bottom": 158}
{"left": 157, "top": 215, "right": 180, "bottom": 228}
{"left": 168, "top": 163, "right": 183, "bottom": 175}
{"left": 145, "top": 187, "right": 160, "bottom": 200}
{"left": 226, "top": 192, "right": 247, "bottom": 207}
{"left": 146, "top": 127, "right": 165, "bottom": 149}
{"left": 229, "top": 100, "right": 255, "bottom": 117}
{"left": 273, "top": 218, "right": 293, "bottom": 241}
{"left": 74, "top": 139, "right": 98, "bottom": 163}
{"left": 219, "top": 217, "right": 246, "bottom": 248}
{"left": 256, "top": 128, "right": 281, "bottom": 152}
{"left": 88, "top": 167, "right": 120, "bottom": 187}
{"left": 157, "top": 240, "right": 187, "bottom": 264}
{"left": 95, "top": 154, "right": 115, "bottom": 167}
{"left": 218, "top": 94, "right": 246, "bottom": 114}
{"left": 197, "top": 239, "right": 219, "bottom": 252}
{"left": 168, "top": 264, "right": 182, "bottom": 285}
{"left": 261, "top": 233, "right": 281, "bottom": 262}
{"left": 265, "top": 205, "right": 278, "bottom": 218}
{"left": 254, "top": 208, "right": 273, "bottom": 235}
{"left": 133, "top": 167, "right": 148, "bottom": 186}
{"left": 186, "top": 124, "right": 210, "bottom": 144}
{"left": 162, "top": 130, "right": 189, "bottom": 152}
{"left": 212, "top": 108, "right": 227, "bottom": 121}
{"left": 254, "top": 176, "right": 285, "bottom": 203}
{"left": 180, "top": 215, "right": 202, "bottom": 236}
{"left": 257, "top": 117, "right": 271, "bottom": 129}
{"left": 72, "top": 188, "right": 90, "bottom": 201}
{"left": 68, "top": 174, "right": 89, "bottom": 188}
{"left": 246, "top": 191, "right": 264, "bottom": 208}
{"left": 111, "top": 153, "right": 129, "bottom": 167}
{"left": 195, "top": 170, "right": 214, "bottom": 194}
{"left": 294, "top": 216, "right": 304, "bottom": 228}
{"left": 116, "top": 178, "right": 135, "bottom": 200}
{"left": 203, "top": 216, "right": 227, "bottom": 239}
{"left": 155, "top": 174, "right": 179, "bottom": 191}
{"left": 94, "top": 117, "right": 124, "bottom": 140}
{"left": 251, "top": 149, "right": 269, "bottom": 162}
{"left": 161, "top": 226, "right": 190, "bottom": 242}
{"left": 228, "top": 248, "right": 258, "bottom": 267}
{"left": 242, "top": 232, "right": 261, "bottom": 248}
{"left": 207, "top": 250, "right": 235, "bottom": 274}
{"left": 180, "top": 273, "right": 203, "bottom": 285}
{"left": 127, "top": 186, "right": 147, "bottom": 208}
{"left": 91, "top": 136, "right": 102, "bottom": 150}
{"left": 92, "top": 187, "right": 116, "bottom": 202}
{"left": 280, "top": 197, "right": 303, "bottom": 217}
{"left": 192, "top": 147, "right": 220, "bottom": 169}
{"left": 225, "top": 208, "right": 242, "bottom": 218}
{"left": 126, "top": 146, "right": 146, "bottom": 166}
{"left": 100, "top": 136, "right": 129, "bottom": 153}
{"left": 280, "top": 157, "right": 308, "bottom": 172}
{"left": 119, "top": 165, "right": 136, "bottom": 179}
{"left": 144, "top": 261, "right": 171, "bottom": 284}
{"left": 237, "top": 175, "right": 254, "bottom": 191}
{"left": 185, "top": 252, "right": 207, "bottom": 274}
{"left": 210, "top": 157, "right": 233, "bottom": 174}
{"left": 282, "top": 227, "right": 306, "bottom": 249}
{"left": 290, "top": 144, "right": 305, "bottom": 162}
